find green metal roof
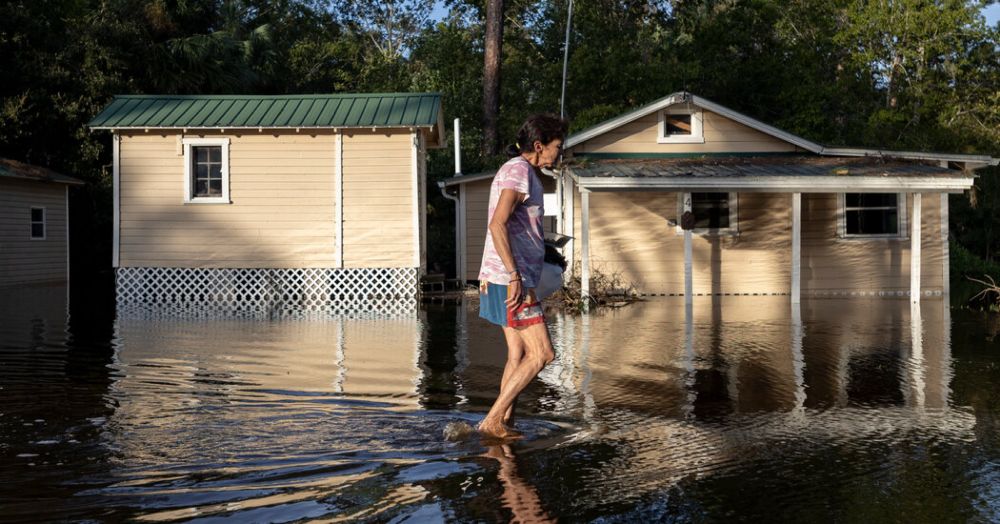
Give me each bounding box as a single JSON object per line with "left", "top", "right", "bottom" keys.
{"left": 88, "top": 93, "right": 443, "bottom": 130}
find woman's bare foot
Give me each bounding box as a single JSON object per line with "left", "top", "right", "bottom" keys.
{"left": 477, "top": 419, "right": 523, "bottom": 440}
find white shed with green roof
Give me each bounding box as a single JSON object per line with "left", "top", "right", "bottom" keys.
{"left": 89, "top": 93, "right": 445, "bottom": 314}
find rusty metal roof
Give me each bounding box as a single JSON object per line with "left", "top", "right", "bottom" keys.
{"left": 0, "top": 158, "right": 84, "bottom": 185}
{"left": 569, "top": 156, "right": 964, "bottom": 179}
{"left": 88, "top": 93, "right": 443, "bottom": 130}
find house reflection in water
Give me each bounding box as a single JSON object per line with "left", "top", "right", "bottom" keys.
{"left": 534, "top": 297, "right": 956, "bottom": 418}
{"left": 112, "top": 315, "right": 427, "bottom": 407}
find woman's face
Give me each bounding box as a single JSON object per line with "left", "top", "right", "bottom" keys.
{"left": 531, "top": 138, "right": 563, "bottom": 168}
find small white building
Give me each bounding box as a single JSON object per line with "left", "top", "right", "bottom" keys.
{"left": 0, "top": 158, "right": 83, "bottom": 287}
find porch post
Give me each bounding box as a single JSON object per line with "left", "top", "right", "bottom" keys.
{"left": 565, "top": 177, "right": 575, "bottom": 284}
{"left": 941, "top": 193, "right": 949, "bottom": 298}
{"left": 911, "top": 193, "right": 922, "bottom": 303}
{"left": 581, "top": 188, "right": 591, "bottom": 311}
{"left": 683, "top": 193, "right": 693, "bottom": 304}
{"left": 792, "top": 192, "right": 801, "bottom": 304}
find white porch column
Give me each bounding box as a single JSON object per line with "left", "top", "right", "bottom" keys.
{"left": 564, "top": 177, "right": 576, "bottom": 284}
{"left": 911, "top": 193, "right": 922, "bottom": 303}
{"left": 792, "top": 193, "right": 801, "bottom": 304}
{"left": 941, "top": 193, "right": 950, "bottom": 298}
{"left": 683, "top": 193, "right": 693, "bottom": 304}
{"left": 581, "top": 189, "right": 591, "bottom": 311}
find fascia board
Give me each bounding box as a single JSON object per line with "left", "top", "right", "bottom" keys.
{"left": 575, "top": 176, "right": 974, "bottom": 193}
{"left": 689, "top": 96, "right": 824, "bottom": 153}
{"left": 820, "top": 147, "right": 998, "bottom": 167}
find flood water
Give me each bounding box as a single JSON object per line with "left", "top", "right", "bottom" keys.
{"left": 2, "top": 283, "right": 1000, "bottom": 523}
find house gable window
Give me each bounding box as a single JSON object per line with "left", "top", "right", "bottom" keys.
{"left": 676, "top": 192, "right": 738, "bottom": 235}
{"left": 839, "top": 193, "right": 907, "bottom": 238}
{"left": 658, "top": 107, "right": 705, "bottom": 144}
{"left": 30, "top": 207, "right": 45, "bottom": 240}
{"left": 182, "top": 138, "right": 231, "bottom": 204}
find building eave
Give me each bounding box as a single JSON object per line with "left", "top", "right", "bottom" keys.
{"left": 440, "top": 171, "right": 497, "bottom": 187}
{"left": 573, "top": 175, "right": 974, "bottom": 193}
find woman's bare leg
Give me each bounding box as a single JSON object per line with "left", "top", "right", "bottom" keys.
{"left": 499, "top": 326, "right": 524, "bottom": 425}
{"left": 479, "top": 322, "right": 554, "bottom": 438}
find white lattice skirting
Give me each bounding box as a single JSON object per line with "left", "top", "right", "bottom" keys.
{"left": 116, "top": 267, "right": 419, "bottom": 317}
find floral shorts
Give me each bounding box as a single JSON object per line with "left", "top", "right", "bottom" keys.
{"left": 479, "top": 281, "right": 545, "bottom": 328}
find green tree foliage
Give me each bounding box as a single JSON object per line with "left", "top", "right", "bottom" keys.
{"left": 0, "top": 0, "right": 997, "bottom": 279}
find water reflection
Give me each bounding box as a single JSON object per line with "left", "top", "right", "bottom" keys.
{"left": 2, "top": 289, "right": 998, "bottom": 521}
{"left": 482, "top": 444, "right": 556, "bottom": 523}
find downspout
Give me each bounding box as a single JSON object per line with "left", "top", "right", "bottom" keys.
{"left": 438, "top": 118, "right": 463, "bottom": 281}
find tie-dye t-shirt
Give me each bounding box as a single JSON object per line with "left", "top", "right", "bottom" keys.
{"left": 478, "top": 156, "right": 545, "bottom": 288}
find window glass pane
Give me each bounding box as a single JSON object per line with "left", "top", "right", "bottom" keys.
{"left": 195, "top": 147, "right": 208, "bottom": 163}
{"left": 845, "top": 193, "right": 899, "bottom": 235}
{"left": 210, "top": 165, "right": 222, "bottom": 180}
{"left": 196, "top": 163, "right": 209, "bottom": 178}
{"left": 691, "top": 193, "right": 729, "bottom": 229}
{"left": 31, "top": 223, "right": 44, "bottom": 238}
{"left": 847, "top": 209, "right": 898, "bottom": 235}
{"left": 31, "top": 208, "right": 43, "bottom": 222}
{"left": 209, "top": 146, "right": 221, "bottom": 163}
{"left": 847, "top": 193, "right": 896, "bottom": 207}
{"left": 665, "top": 114, "right": 692, "bottom": 135}
{"left": 195, "top": 180, "right": 208, "bottom": 196}
{"left": 209, "top": 179, "right": 222, "bottom": 196}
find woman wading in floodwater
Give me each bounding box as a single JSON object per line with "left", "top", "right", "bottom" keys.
{"left": 477, "top": 114, "right": 567, "bottom": 439}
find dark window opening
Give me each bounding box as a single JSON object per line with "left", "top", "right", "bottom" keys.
{"left": 692, "top": 192, "right": 730, "bottom": 229}
{"left": 30, "top": 207, "right": 45, "bottom": 239}
{"left": 192, "top": 146, "right": 223, "bottom": 198}
{"left": 665, "top": 114, "right": 692, "bottom": 136}
{"left": 845, "top": 193, "right": 899, "bottom": 235}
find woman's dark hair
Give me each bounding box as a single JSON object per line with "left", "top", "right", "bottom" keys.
{"left": 505, "top": 113, "right": 569, "bottom": 158}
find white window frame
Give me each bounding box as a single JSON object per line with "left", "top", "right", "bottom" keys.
{"left": 182, "top": 137, "right": 231, "bottom": 204}
{"left": 837, "top": 192, "right": 908, "bottom": 239}
{"left": 675, "top": 192, "right": 739, "bottom": 236}
{"left": 658, "top": 107, "right": 705, "bottom": 144}
{"left": 29, "top": 206, "right": 46, "bottom": 240}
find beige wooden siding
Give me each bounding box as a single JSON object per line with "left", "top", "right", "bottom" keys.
{"left": 572, "top": 191, "right": 946, "bottom": 295}
{"left": 464, "top": 179, "right": 491, "bottom": 280}
{"left": 800, "top": 193, "right": 944, "bottom": 294}
{"left": 119, "top": 131, "right": 338, "bottom": 268}
{"left": 0, "top": 178, "right": 67, "bottom": 285}
{"left": 570, "top": 110, "right": 804, "bottom": 155}
{"left": 342, "top": 130, "right": 416, "bottom": 268}
{"left": 462, "top": 174, "right": 557, "bottom": 281}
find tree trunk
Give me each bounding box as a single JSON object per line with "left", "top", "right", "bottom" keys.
{"left": 481, "top": 0, "right": 504, "bottom": 157}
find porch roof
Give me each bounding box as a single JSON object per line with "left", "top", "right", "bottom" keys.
{"left": 567, "top": 156, "right": 975, "bottom": 193}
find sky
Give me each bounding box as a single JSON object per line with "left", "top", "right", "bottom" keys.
{"left": 431, "top": 2, "right": 1000, "bottom": 26}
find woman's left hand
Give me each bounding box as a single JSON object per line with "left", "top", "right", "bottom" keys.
{"left": 505, "top": 278, "right": 524, "bottom": 310}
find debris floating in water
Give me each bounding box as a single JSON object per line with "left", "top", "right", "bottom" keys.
{"left": 443, "top": 421, "right": 476, "bottom": 441}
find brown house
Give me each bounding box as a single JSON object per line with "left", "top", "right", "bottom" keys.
{"left": 442, "top": 92, "right": 998, "bottom": 302}
{"left": 0, "top": 158, "right": 83, "bottom": 287}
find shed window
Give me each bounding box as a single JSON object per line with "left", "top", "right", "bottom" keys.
{"left": 844, "top": 193, "right": 901, "bottom": 236}
{"left": 658, "top": 107, "right": 705, "bottom": 144}
{"left": 30, "top": 207, "right": 45, "bottom": 239}
{"left": 193, "top": 146, "right": 223, "bottom": 197}
{"left": 182, "top": 138, "right": 230, "bottom": 204}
